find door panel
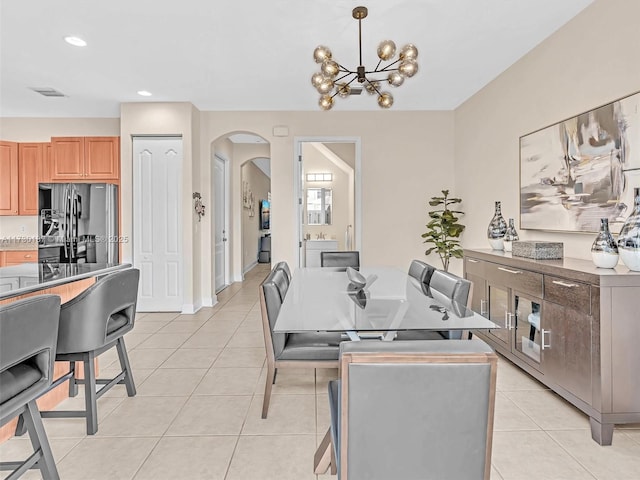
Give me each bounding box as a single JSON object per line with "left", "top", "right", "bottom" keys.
{"left": 214, "top": 155, "right": 227, "bottom": 292}
{"left": 133, "top": 137, "right": 183, "bottom": 311}
{"left": 487, "top": 282, "right": 510, "bottom": 347}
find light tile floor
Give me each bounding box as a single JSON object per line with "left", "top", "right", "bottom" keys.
{"left": 2, "top": 263, "right": 640, "bottom": 479}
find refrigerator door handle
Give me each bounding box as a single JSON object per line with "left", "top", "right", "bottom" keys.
{"left": 62, "top": 186, "right": 69, "bottom": 259}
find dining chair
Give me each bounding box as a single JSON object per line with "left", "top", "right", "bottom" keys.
{"left": 0, "top": 295, "right": 61, "bottom": 480}
{"left": 396, "top": 269, "right": 473, "bottom": 341}
{"left": 320, "top": 251, "right": 360, "bottom": 270}
{"left": 259, "top": 268, "right": 341, "bottom": 418}
{"left": 273, "top": 261, "right": 292, "bottom": 282}
{"left": 37, "top": 268, "right": 140, "bottom": 435}
{"left": 321, "top": 339, "right": 497, "bottom": 480}
{"left": 407, "top": 259, "right": 436, "bottom": 294}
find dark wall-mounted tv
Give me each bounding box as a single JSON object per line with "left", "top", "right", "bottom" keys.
{"left": 260, "top": 199, "right": 270, "bottom": 230}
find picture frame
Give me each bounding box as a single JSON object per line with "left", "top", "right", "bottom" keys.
{"left": 520, "top": 91, "right": 640, "bottom": 233}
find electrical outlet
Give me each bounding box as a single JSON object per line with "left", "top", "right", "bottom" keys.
{"left": 20, "top": 225, "right": 25, "bottom": 233}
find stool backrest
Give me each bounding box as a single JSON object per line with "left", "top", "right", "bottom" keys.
{"left": 56, "top": 268, "right": 140, "bottom": 354}
{"left": 0, "top": 295, "right": 61, "bottom": 419}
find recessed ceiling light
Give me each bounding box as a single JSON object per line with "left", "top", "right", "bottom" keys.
{"left": 64, "top": 36, "right": 87, "bottom": 47}
{"left": 137, "top": 90, "right": 152, "bottom": 97}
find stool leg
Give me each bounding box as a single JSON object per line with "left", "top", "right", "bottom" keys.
{"left": 14, "top": 414, "right": 26, "bottom": 436}
{"left": 116, "top": 337, "right": 136, "bottom": 397}
{"left": 68, "top": 361, "right": 78, "bottom": 397}
{"left": 83, "top": 352, "right": 98, "bottom": 435}
{"left": 24, "top": 400, "right": 60, "bottom": 480}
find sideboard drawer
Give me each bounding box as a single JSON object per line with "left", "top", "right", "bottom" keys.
{"left": 544, "top": 275, "right": 591, "bottom": 315}
{"left": 465, "top": 257, "right": 486, "bottom": 276}
{"left": 486, "top": 261, "right": 543, "bottom": 297}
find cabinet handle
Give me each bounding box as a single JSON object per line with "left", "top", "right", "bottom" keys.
{"left": 498, "top": 267, "right": 521, "bottom": 274}
{"left": 480, "top": 299, "right": 487, "bottom": 316}
{"left": 468, "top": 259, "right": 479, "bottom": 263}
{"left": 505, "top": 311, "right": 513, "bottom": 330}
{"left": 541, "top": 329, "right": 551, "bottom": 350}
{"left": 552, "top": 280, "right": 577, "bottom": 288}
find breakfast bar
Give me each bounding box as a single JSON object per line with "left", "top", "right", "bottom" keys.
{"left": 0, "top": 262, "right": 131, "bottom": 442}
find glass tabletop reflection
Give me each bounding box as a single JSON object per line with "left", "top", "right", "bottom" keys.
{"left": 273, "top": 266, "right": 499, "bottom": 333}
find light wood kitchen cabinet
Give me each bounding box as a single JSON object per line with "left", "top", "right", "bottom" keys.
{"left": 464, "top": 249, "right": 640, "bottom": 446}
{"left": 17, "top": 143, "right": 44, "bottom": 215}
{"left": 0, "top": 141, "right": 19, "bottom": 215}
{"left": 3, "top": 250, "right": 38, "bottom": 266}
{"left": 51, "top": 136, "right": 119, "bottom": 181}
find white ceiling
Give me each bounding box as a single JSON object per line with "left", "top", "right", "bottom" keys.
{"left": 0, "top": 0, "right": 594, "bottom": 117}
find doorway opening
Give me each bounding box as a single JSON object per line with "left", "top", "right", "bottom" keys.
{"left": 294, "top": 138, "right": 361, "bottom": 267}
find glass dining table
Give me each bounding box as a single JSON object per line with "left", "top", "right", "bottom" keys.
{"left": 274, "top": 266, "right": 499, "bottom": 341}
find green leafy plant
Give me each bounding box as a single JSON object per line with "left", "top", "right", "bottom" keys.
{"left": 421, "top": 190, "right": 465, "bottom": 272}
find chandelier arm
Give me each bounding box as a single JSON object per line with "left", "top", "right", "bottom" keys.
{"left": 364, "top": 77, "right": 383, "bottom": 96}
{"left": 375, "top": 59, "right": 402, "bottom": 72}
{"left": 375, "top": 59, "right": 383, "bottom": 71}
{"left": 334, "top": 72, "right": 355, "bottom": 83}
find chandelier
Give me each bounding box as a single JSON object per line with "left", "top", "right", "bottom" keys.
{"left": 312, "top": 6, "right": 418, "bottom": 110}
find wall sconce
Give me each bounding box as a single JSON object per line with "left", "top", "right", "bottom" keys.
{"left": 193, "top": 192, "right": 205, "bottom": 221}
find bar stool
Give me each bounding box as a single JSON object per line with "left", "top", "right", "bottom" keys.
{"left": 40, "top": 268, "right": 140, "bottom": 435}
{"left": 0, "top": 295, "right": 61, "bottom": 480}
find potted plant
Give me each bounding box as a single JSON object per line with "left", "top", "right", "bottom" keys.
{"left": 421, "top": 190, "right": 465, "bottom": 272}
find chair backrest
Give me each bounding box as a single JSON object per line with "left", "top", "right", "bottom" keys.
{"left": 56, "top": 268, "right": 140, "bottom": 355}
{"left": 0, "top": 295, "right": 61, "bottom": 420}
{"left": 337, "top": 339, "right": 497, "bottom": 480}
{"left": 273, "top": 261, "right": 292, "bottom": 282}
{"left": 408, "top": 260, "right": 436, "bottom": 294}
{"left": 429, "top": 269, "right": 472, "bottom": 307}
{"left": 321, "top": 251, "right": 360, "bottom": 270}
{"left": 259, "top": 269, "right": 288, "bottom": 360}
{"left": 272, "top": 263, "right": 290, "bottom": 296}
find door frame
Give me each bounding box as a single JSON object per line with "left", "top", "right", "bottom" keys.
{"left": 213, "top": 152, "right": 231, "bottom": 293}
{"left": 293, "top": 137, "right": 362, "bottom": 268}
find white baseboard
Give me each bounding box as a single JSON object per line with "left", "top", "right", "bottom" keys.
{"left": 243, "top": 261, "right": 258, "bottom": 275}
{"left": 181, "top": 303, "right": 202, "bottom": 314}
{"left": 202, "top": 296, "right": 215, "bottom": 308}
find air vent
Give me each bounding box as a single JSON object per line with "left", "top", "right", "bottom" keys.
{"left": 350, "top": 87, "right": 363, "bottom": 96}
{"left": 29, "top": 87, "right": 66, "bottom": 97}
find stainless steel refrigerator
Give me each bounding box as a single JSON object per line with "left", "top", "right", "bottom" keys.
{"left": 38, "top": 183, "right": 119, "bottom": 264}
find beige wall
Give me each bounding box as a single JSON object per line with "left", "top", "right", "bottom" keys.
{"left": 0, "top": 118, "right": 120, "bottom": 238}
{"left": 241, "top": 161, "right": 270, "bottom": 271}
{"left": 454, "top": 0, "right": 640, "bottom": 273}
{"left": 199, "top": 111, "right": 456, "bottom": 277}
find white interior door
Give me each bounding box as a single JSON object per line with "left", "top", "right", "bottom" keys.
{"left": 214, "top": 154, "right": 228, "bottom": 292}
{"left": 133, "top": 137, "right": 183, "bottom": 311}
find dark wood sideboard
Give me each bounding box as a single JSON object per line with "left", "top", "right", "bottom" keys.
{"left": 463, "top": 249, "right": 640, "bottom": 445}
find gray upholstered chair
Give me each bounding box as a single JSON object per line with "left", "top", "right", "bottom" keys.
{"left": 40, "top": 268, "right": 140, "bottom": 435}
{"left": 0, "top": 295, "right": 61, "bottom": 480}
{"left": 323, "top": 339, "right": 497, "bottom": 480}
{"left": 273, "top": 261, "right": 292, "bottom": 282}
{"left": 396, "top": 269, "right": 473, "bottom": 341}
{"left": 259, "top": 268, "right": 341, "bottom": 418}
{"left": 320, "top": 251, "right": 360, "bottom": 270}
{"left": 407, "top": 259, "right": 436, "bottom": 294}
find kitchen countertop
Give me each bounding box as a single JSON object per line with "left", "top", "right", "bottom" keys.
{"left": 0, "top": 262, "right": 131, "bottom": 300}
{"left": 0, "top": 238, "right": 39, "bottom": 251}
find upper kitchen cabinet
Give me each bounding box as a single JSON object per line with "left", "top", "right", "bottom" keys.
{"left": 0, "top": 141, "right": 19, "bottom": 215}
{"left": 51, "top": 136, "right": 120, "bottom": 181}
{"left": 18, "top": 143, "right": 47, "bottom": 215}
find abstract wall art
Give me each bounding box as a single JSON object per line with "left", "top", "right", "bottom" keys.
{"left": 520, "top": 91, "right": 640, "bottom": 233}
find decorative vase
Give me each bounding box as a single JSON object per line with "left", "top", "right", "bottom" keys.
{"left": 503, "top": 218, "right": 519, "bottom": 252}
{"left": 487, "top": 201, "right": 507, "bottom": 250}
{"left": 618, "top": 187, "right": 640, "bottom": 271}
{"left": 591, "top": 218, "right": 618, "bottom": 268}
